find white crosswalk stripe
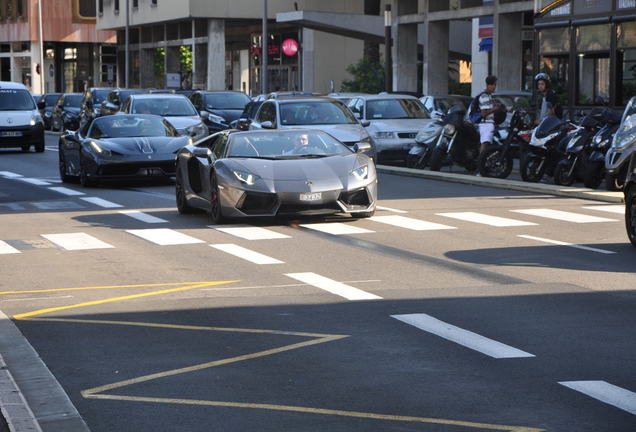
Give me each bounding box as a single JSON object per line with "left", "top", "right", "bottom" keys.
{"left": 41, "top": 233, "right": 115, "bottom": 250}
{"left": 300, "top": 222, "right": 374, "bottom": 235}
{"left": 582, "top": 205, "right": 625, "bottom": 215}
{"left": 559, "top": 381, "right": 636, "bottom": 415}
{"left": 437, "top": 212, "right": 537, "bottom": 227}
{"left": 211, "top": 244, "right": 284, "bottom": 264}
{"left": 210, "top": 225, "right": 290, "bottom": 240}
{"left": 286, "top": 272, "right": 382, "bottom": 300}
{"left": 512, "top": 208, "right": 617, "bottom": 223}
{"left": 369, "top": 215, "right": 456, "bottom": 231}
{"left": 80, "top": 197, "right": 123, "bottom": 208}
{"left": 0, "top": 171, "right": 23, "bottom": 178}
{"left": 0, "top": 240, "right": 20, "bottom": 254}
{"left": 18, "top": 178, "right": 51, "bottom": 186}
{"left": 376, "top": 205, "right": 408, "bottom": 214}
{"left": 518, "top": 235, "right": 616, "bottom": 255}
{"left": 119, "top": 210, "right": 168, "bottom": 224}
{"left": 48, "top": 186, "right": 85, "bottom": 196}
{"left": 126, "top": 229, "right": 205, "bottom": 246}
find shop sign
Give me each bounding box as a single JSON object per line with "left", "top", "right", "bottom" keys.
{"left": 282, "top": 39, "right": 299, "bottom": 56}
{"left": 249, "top": 45, "right": 281, "bottom": 56}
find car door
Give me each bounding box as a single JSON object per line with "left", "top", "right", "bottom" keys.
{"left": 63, "top": 120, "right": 90, "bottom": 175}
{"left": 250, "top": 102, "right": 276, "bottom": 130}
{"left": 187, "top": 133, "right": 220, "bottom": 197}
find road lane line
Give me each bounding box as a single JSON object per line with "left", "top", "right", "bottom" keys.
{"left": 210, "top": 225, "right": 291, "bottom": 240}
{"left": 18, "top": 178, "right": 52, "bottom": 186}
{"left": 376, "top": 205, "right": 408, "bottom": 214}
{"left": 582, "top": 205, "right": 625, "bottom": 215}
{"left": 1, "top": 295, "right": 73, "bottom": 302}
{"left": 45, "top": 146, "right": 59, "bottom": 152}
{"left": 369, "top": 215, "right": 456, "bottom": 231}
{"left": 0, "top": 171, "right": 23, "bottom": 178}
{"left": 210, "top": 244, "right": 284, "bottom": 264}
{"left": 41, "top": 233, "right": 115, "bottom": 250}
{"left": 511, "top": 208, "right": 617, "bottom": 223}
{"left": 200, "top": 279, "right": 382, "bottom": 291}
{"left": 0, "top": 240, "right": 20, "bottom": 254}
{"left": 285, "top": 272, "right": 382, "bottom": 301}
{"left": 437, "top": 212, "right": 537, "bottom": 227}
{"left": 299, "top": 222, "right": 374, "bottom": 235}
{"left": 119, "top": 210, "right": 168, "bottom": 224}
{"left": 80, "top": 197, "right": 124, "bottom": 208}
{"left": 48, "top": 186, "right": 85, "bottom": 196}
{"left": 127, "top": 229, "right": 205, "bottom": 246}
{"left": 559, "top": 381, "right": 636, "bottom": 415}
{"left": 517, "top": 235, "right": 616, "bottom": 255}
{"left": 391, "top": 313, "right": 535, "bottom": 359}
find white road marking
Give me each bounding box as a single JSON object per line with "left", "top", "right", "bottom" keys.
{"left": 0, "top": 240, "right": 20, "bottom": 254}
{"left": 517, "top": 235, "right": 616, "bottom": 255}
{"left": 18, "top": 178, "right": 51, "bottom": 186}
{"left": 199, "top": 280, "right": 382, "bottom": 291}
{"left": 0, "top": 295, "right": 73, "bottom": 302}
{"left": 48, "top": 186, "right": 85, "bottom": 196}
{"left": 376, "top": 205, "right": 408, "bottom": 214}
{"left": 369, "top": 215, "right": 456, "bottom": 231}
{"left": 512, "top": 208, "right": 617, "bottom": 223}
{"left": 211, "top": 244, "right": 284, "bottom": 265}
{"left": 0, "top": 171, "right": 23, "bottom": 178}
{"left": 80, "top": 197, "right": 123, "bottom": 208}
{"left": 45, "top": 146, "right": 59, "bottom": 152}
{"left": 392, "top": 313, "right": 535, "bottom": 359}
{"left": 285, "top": 272, "right": 382, "bottom": 301}
{"left": 559, "top": 381, "right": 636, "bottom": 415}
{"left": 41, "top": 233, "right": 115, "bottom": 251}
{"left": 300, "top": 222, "right": 374, "bottom": 235}
{"left": 437, "top": 212, "right": 537, "bottom": 227}
{"left": 119, "top": 210, "right": 168, "bottom": 224}
{"left": 127, "top": 229, "right": 205, "bottom": 246}
{"left": 583, "top": 205, "right": 625, "bottom": 215}
{"left": 210, "top": 225, "right": 291, "bottom": 240}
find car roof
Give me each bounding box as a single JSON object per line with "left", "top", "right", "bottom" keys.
{"left": 62, "top": 93, "right": 82, "bottom": 96}
{"left": 0, "top": 81, "right": 29, "bottom": 90}
{"left": 129, "top": 94, "right": 187, "bottom": 99}
{"left": 274, "top": 97, "right": 344, "bottom": 104}
{"left": 357, "top": 94, "right": 419, "bottom": 100}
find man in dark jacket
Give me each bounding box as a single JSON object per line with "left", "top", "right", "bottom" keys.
{"left": 534, "top": 73, "right": 560, "bottom": 124}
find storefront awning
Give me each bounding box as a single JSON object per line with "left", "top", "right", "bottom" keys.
{"left": 276, "top": 11, "right": 385, "bottom": 43}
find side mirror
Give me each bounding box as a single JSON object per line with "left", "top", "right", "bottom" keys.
{"left": 360, "top": 120, "right": 371, "bottom": 127}
{"left": 37, "top": 101, "right": 45, "bottom": 110}
{"left": 200, "top": 111, "right": 209, "bottom": 119}
{"left": 63, "top": 130, "right": 78, "bottom": 142}
{"left": 193, "top": 147, "right": 211, "bottom": 158}
{"left": 261, "top": 121, "right": 275, "bottom": 129}
{"left": 354, "top": 142, "right": 372, "bottom": 153}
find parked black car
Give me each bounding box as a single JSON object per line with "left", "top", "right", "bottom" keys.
{"left": 79, "top": 87, "right": 113, "bottom": 130}
{"left": 189, "top": 91, "right": 251, "bottom": 133}
{"left": 51, "top": 93, "right": 82, "bottom": 131}
{"left": 101, "top": 88, "right": 147, "bottom": 116}
{"left": 37, "top": 93, "right": 61, "bottom": 130}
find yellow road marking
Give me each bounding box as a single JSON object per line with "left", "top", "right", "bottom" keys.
{"left": 0, "top": 281, "right": 217, "bottom": 295}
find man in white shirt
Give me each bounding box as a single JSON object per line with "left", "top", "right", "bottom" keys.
{"left": 478, "top": 75, "right": 501, "bottom": 155}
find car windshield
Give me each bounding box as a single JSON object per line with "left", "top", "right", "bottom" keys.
{"left": 204, "top": 93, "right": 250, "bottom": 110}
{"left": 227, "top": 130, "right": 352, "bottom": 159}
{"left": 435, "top": 97, "right": 469, "bottom": 112}
{"left": 63, "top": 95, "right": 82, "bottom": 107}
{"left": 44, "top": 94, "right": 61, "bottom": 106}
{"left": 89, "top": 115, "right": 176, "bottom": 139}
{"left": 366, "top": 99, "right": 429, "bottom": 119}
{"left": 93, "top": 90, "right": 111, "bottom": 104}
{"left": 0, "top": 89, "right": 36, "bottom": 110}
{"left": 280, "top": 101, "right": 357, "bottom": 126}
{"left": 132, "top": 98, "right": 197, "bottom": 116}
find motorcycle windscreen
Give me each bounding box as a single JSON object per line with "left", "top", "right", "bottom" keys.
{"left": 535, "top": 115, "right": 563, "bottom": 139}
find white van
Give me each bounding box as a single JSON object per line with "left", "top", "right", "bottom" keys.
{"left": 0, "top": 81, "right": 45, "bottom": 152}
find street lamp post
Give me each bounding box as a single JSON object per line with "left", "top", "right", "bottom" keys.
{"left": 384, "top": 4, "right": 392, "bottom": 93}
{"left": 37, "top": 0, "right": 44, "bottom": 93}
{"left": 262, "top": 0, "right": 268, "bottom": 95}
{"left": 125, "top": 0, "right": 130, "bottom": 88}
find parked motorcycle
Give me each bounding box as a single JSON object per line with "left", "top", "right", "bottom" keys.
{"left": 520, "top": 115, "right": 570, "bottom": 183}
{"left": 478, "top": 110, "right": 532, "bottom": 178}
{"left": 408, "top": 121, "right": 442, "bottom": 169}
{"left": 606, "top": 97, "right": 636, "bottom": 191}
{"left": 428, "top": 105, "right": 481, "bottom": 172}
{"left": 581, "top": 109, "right": 621, "bottom": 189}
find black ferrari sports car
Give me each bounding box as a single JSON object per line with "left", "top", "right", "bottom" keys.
{"left": 175, "top": 129, "right": 377, "bottom": 223}
{"left": 58, "top": 114, "right": 190, "bottom": 186}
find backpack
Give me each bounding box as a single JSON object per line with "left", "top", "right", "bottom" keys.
{"left": 468, "top": 92, "right": 484, "bottom": 124}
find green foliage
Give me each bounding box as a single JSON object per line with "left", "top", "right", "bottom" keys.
{"left": 341, "top": 57, "right": 385, "bottom": 94}
{"left": 154, "top": 48, "right": 165, "bottom": 86}
{"left": 180, "top": 46, "right": 192, "bottom": 72}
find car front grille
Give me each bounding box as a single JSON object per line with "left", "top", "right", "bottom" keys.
{"left": 397, "top": 132, "right": 417, "bottom": 139}
{"left": 99, "top": 161, "right": 176, "bottom": 176}
{"left": 237, "top": 191, "right": 278, "bottom": 215}
{"left": 277, "top": 203, "right": 341, "bottom": 216}
{"left": 338, "top": 188, "right": 371, "bottom": 209}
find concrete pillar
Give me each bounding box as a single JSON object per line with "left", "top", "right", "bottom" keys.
{"left": 239, "top": 49, "right": 249, "bottom": 95}
{"left": 422, "top": 20, "right": 448, "bottom": 96}
{"left": 194, "top": 43, "right": 207, "bottom": 90}
{"left": 139, "top": 48, "right": 154, "bottom": 88}
{"left": 393, "top": 24, "right": 418, "bottom": 92}
{"left": 9, "top": 56, "right": 17, "bottom": 83}
{"left": 493, "top": 12, "right": 522, "bottom": 92}
{"left": 471, "top": 17, "right": 488, "bottom": 96}
{"left": 30, "top": 42, "right": 43, "bottom": 93}
{"left": 207, "top": 19, "right": 225, "bottom": 91}
{"left": 302, "top": 28, "right": 315, "bottom": 93}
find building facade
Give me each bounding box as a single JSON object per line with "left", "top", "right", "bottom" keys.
{"left": 0, "top": 0, "right": 117, "bottom": 93}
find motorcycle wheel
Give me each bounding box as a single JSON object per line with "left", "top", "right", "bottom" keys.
{"left": 553, "top": 160, "right": 575, "bottom": 186}
{"left": 407, "top": 153, "right": 428, "bottom": 169}
{"left": 626, "top": 186, "right": 636, "bottom": 247}
{"left": 520, "top": 154, "right": 546, "bottom": 183}
{"left": 429, "top": 146, "right": 446, "bottom": 172}
{"left": 478, "top": 147, "right": 513, "bottom": 179}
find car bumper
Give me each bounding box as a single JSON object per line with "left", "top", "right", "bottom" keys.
{"left": 82, "top": 154, "right": 177, "bottom": 180}
{"left": 0, "top": 124, "right": 44, "bottom": 148}
{"left": 375, "top": 138, "right": 416, "bottom": 161}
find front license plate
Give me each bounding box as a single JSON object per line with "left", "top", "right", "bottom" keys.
{"left": 0, "top": 131, "right": 22, "bottom": 137}
{"left": 299, "top": 192, "right": 322, "bottom": 201}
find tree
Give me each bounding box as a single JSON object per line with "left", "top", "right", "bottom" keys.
{"left": 341, "top": 57, "right": 385, "bottom": 94}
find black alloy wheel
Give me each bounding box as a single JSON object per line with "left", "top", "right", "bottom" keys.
{"left": 520, "top": 154, "right": 546, "bottom": 183}
{"left": 209, "top": 173, "right": 225, "bottom": 224}
{"left": 553, "top": 160, "right": 575, "bottom": 186}
{"left": 478, "top": 146, "right": 513, "bottom": 178}
{"left": 428, "top": 146, "right": 446, "bottom": 172}
{"left": 175, "top": 167, "right": 195, "bottom": 214}
{"left": 58, "top": 150, "right": 73, "bottom": 183}
{"left": 34, "top": 139, "right": 45, "bottom": 153}
{"left": 625, "top": 186, "right": 636, "bottom": 247}
{"left": 79, "top": 155, "right": 98, "bottom": 187}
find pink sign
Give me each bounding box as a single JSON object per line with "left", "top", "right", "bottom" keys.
{"left": 282, "top": 39, "right": 299, "bottom": 56}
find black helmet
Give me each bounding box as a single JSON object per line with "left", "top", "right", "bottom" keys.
{"left": 535, "top": 73, "right": 550, "bottom": 84}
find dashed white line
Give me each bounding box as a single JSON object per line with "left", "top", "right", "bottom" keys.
{"left": 80, "top": 197, "right": 123, "bottom": 208}
{"left": 300, "top": 222, "right": 374, "bottom": 235}
{"left": 559, "top": 381, "right": 636, "bottom": 415}
{"left": 126, "top": 229, "right": 205, "bottom": 246}
{"left": 210, "top": 225, "right": 291, "bottom": 240}
{"left": 211, "top": 244, "right": 284, "bottom": 265}
{"left": 0, "top": 171, "right": 23, "bottom": 178}
{"left": 119, "top": 210, "right": 168, "bottom": 224}
{"left": 512, "top": 208, "right": 617, "bottom": 223}
{"left": 199, "top": 280, "right": 382, "bottom": 291}
{"left": 582, "top": 205, "right": 625, "bottom": 215}
{"left": 48, "top": 186, "right": 85, "bottom": 196}
{"left": 41, "top": 233, "right": 115, "bottom": 251}
{"left": 437, "top": 212, "right": 537, "bottom": 227}
{"left": 18, "top": 178, "right": 51, "bottom": 186}
{"left": 285, "top": 272, "right": 382, "bottom": 301}
{"left": 518, "top": 235, "right": 616, "bottom": 255}
{"left": 376, "top": 205, "right": 408, "bottom": 214}
{"left": 369, "top": 215, "right": 456, "bottom": 231}
{"left": 392, "top": 313, "right": 535, "bottom": 359}
{"left": 0, "top": 240, "right": 20, "bottom": 255}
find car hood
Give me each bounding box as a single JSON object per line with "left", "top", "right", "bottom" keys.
{"left": 280, "top": 124, "right": 369, "bottom": 143}
{"left": 96, "top": 136, "right": 188, "bottom": 155}
{"left": 206, "top": 109, "right": 242, "bottom": 123}
{"left": 0, "top": 110, "right": 37, "bottom": 126}
{"left": 163, "top": 116, "right": 202, "bottom": 130}
{"left": 65, "top": 107, "right": 80, "bottom": 115}
{"left": 367, "top": 118, "right": 433, "bottom": 132}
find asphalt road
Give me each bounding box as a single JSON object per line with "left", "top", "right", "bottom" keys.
{"left": 0, "top": 136, "right": 635, "bottom": 432}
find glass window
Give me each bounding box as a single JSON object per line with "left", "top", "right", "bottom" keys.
{"left": 576, "top": 24, "right": 610, "bottom": 52}
{"left": 539, "top": 28, "right": 570, "bottom": 53}
{"left": 577, "top": 55, "right": 610, "bottom": 105}
{"left": 132, "top": 97, "right": 197, "bottom": 116}
{"left": 540, "top": 56, "right": 570, "bottom": 105}
{"left": 618, "top": 22, "right": 636, "bottom": 49}
{"left": 204, "top": 92, "right": 250, "bottom": 110}
{"left": 212, "top": 135, "right": 228, "bottom": 159}
{"left": 365, "top": 99, "right": 429, "bottom": 120}
{"left": 89, "top": 115, "right": 176, "bottom": 138}
{"left": 279, "top": 101, "right": 357, "bottom": 126}
{"left": 63, "top": 95, "right": 82, "bottom": 107}
{"left": 618, "top": 0, "right": 636, "bottom": 7}
{"left": 0, "top": 89, "right": 36, "bottom": 110}
{"left": 573, "top": 0, "right": 611, "bottom": 14}
{"left": 93, "top": 89, "right": 110, "bottom": 104}
{"left": 227, "top": 130, "right": 352, "bottom": 159}
{"left": 256, "top": 102, "right": 276, "bottom": 123}
{"left": 618, "top": 49, "right": 636, "bottom": 105}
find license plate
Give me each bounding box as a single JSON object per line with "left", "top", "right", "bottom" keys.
{"left": 0, "top": 131, "right": 22, "bottom": 137}
{"left": 299, "top": 192, "right": 322, "bottom": 201}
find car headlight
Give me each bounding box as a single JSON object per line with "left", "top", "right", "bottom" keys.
{"left": 416, "top": 124, "right": 441, "bottom": 143}
{"left": 375, "top": 131, "right": 395, "bottom": 139}
{"left": 88, "top": 140, "right": 111, "bottom": 157}
{"left": 351, "top": 165, "right": 369, "bottom": 180}
{"left": 443, "top": 124, "right": 456, "bottom": 135}
{"left": 208, "top": 114, "right": 227, "bottom": 124}
{"left": 30, "top": 114, "right": 43, "bottom": 126}
{"left": 233, "top": 170, "right": 258, "bottom": 185}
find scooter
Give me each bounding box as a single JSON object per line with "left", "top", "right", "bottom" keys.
{"left": 581, "top": 109, "right": 621, "bottom": 189}
{"left": 605, "top": 97, "right": 636, "bottom": 191}
{"left": 478, "top": 110, "right": 532, "bottom": 178}
{"left": 428, "top": 105, "right": 481, "bottom": 172}
{"left": 521, "top": 115, "right": 571, "bottom": 183}
{"left": 407, "top": 121, "right": 442, "bottom": 169}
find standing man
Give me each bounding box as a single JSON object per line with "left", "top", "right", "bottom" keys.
{"left": 478, "top": 75, "right": 500, "bottom": 155}
{"left": 534, "top": 73, "right": 560, "bottom": 124}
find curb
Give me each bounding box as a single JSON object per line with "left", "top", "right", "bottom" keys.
{"left": 377, "top": 165, "right": 624, "bottom": 204}
{"left": 0, "top": 311, "right": 90, "bottom": 432}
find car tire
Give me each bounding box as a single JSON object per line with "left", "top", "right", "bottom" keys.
{"left": 58, "top": 151, "right": 74, "bottom": 183}
{"left": 209, "top": 173, "right": 225, "bottom": 224}
{"left": 625, "top": 186, "right": 636, "bottom": 247}
{"left": 175, "top": 167, "right": 195, "bottom": 214}
{"left": 79, "top": 156, "right": 98, "bottom": 187}
{"left": 351, "top": 210, "right": 375, "bottom": 218}
{"left": 34, "top": 140, "right": 45, "bottom": 153}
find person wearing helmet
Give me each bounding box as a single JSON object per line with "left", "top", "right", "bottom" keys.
{"left": 534, "top": 73, "right": 560, "bottom": 124}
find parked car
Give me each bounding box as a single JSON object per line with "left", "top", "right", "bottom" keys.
{"left": 420, "top": 95, "right": 472, "bottom": 119}
{"left": 101, "top": 88, "right": 147, "bottom": 116}
{"left": 249, "top": 97, "right": 375, "bottom": 159}
{"left": 175, "top": 129, "right": 376, "bottom": 223}
{"left": 51, "top": 93, "right": 82, "bottom": 131}
{"left": 79, "top": 87, "right": 113, "bottom": 130}
{"left": 189, "top": 91, "right": 251, "bottom": 133}
{"left": 0, "top": 81, "right": 45, "bottom": 152}
{"left": 58, "top": 114, "right": 189, "bottom": 186}
{"left": 233, "top": 100, "right": 263, "bottom": 131}
{"left": 147, "top": 89, "right": 176, "bottom": 94}
{"left": 37, "top": 93, "right": 61, "bottom": 130}
{"left": 119, "top": 94, "right": 208, "bottom": 142}
{"left": 31, "top": 93, "right": 41, "bottom": 105}
{"left": 347, "top": 94, "right": 433, "bottom": 163}
{"left": 327, "top": 92, "right": 371, "bottom": 105}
